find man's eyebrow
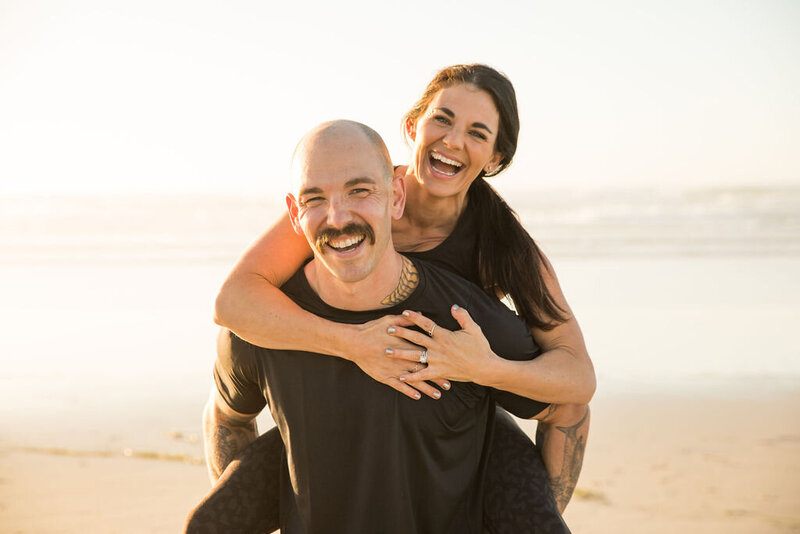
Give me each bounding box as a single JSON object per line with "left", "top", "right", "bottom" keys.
{"left": 298, "top": 178, "right": 376, "bottom": 197}
{"left": 432, "top": 107, "right": 493, "bottom": 134}
{"left": 344, "top": 177, "right": 377, "bottom": 188}
{"left": 298, "top": 186, "right": 323, "bottom": 196}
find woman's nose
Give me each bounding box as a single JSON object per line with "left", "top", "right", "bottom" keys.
{"left": 442, "top": 127, "right": 465, "bottom": 151}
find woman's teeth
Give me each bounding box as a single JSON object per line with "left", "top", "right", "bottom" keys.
{"left": 430, "top": 152, "right": 463, "bottom": 176}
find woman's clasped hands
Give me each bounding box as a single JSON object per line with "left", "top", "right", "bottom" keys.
{"left": 385, "top": 305, "right": 499, "bottom": 390}
{"left": 348, "top": 315, "right": 450, "bottom": 401}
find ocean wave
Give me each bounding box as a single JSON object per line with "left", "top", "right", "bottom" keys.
{"left": 3, "top": 187, "right": 799, "bottom": 261}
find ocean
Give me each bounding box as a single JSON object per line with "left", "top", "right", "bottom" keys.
{"left": 3, "top": 186, "right": 799, "bottom": 263}
{"left": 1, "top": 186, "right": 798, "bottom": 457}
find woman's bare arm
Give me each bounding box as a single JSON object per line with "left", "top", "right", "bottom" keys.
{"left": 214, "top": 212, "right": 447, "bottom": 400}
{"left": 387, "top": 254, "right": 596, "bottom": 405}
{"left": 214, "top": 212, "right": 340, "bottom": 352}
{"left": 493, "top": 252, "right": 596, "bottom": 403}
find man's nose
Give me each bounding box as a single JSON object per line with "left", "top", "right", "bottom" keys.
{"left": 325, "top": 196, "right": 353, "bottom": 227}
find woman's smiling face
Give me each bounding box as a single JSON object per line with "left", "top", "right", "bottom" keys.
{"left": 407, "top": 83, "right": 503, "bottom": 199}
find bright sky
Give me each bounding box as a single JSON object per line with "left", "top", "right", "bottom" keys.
{"left": 1, "top": 0, "right": 798, "bottom": 195}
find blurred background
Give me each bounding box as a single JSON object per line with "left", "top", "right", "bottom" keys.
{"left": 1, "top": 1, "right": 798, "bottom": 532}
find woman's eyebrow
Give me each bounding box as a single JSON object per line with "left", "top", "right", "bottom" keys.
{"left": 432, "top": 107, "right": 493, "bottom": 134}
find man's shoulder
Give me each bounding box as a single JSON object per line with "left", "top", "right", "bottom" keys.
{"left": 413, "top": 257, "right": 501, "bottom": 313}
{"left": 279, "top": 264, "right": 327, "bottom": 312}
{"left": 412, "top": 258, "right": 534, "bottom": 356}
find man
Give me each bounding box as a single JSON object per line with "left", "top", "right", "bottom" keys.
{"left": 199, "top": 120, "right": 576, "bottom": 532}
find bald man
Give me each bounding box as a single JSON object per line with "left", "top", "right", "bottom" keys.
{"left": 192, "top": 121, "right": 568, "bottom": 533}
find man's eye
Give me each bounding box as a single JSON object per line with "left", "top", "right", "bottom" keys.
{"left": 351, "top": 188, "right": 370, "bottom": 195}
{"left": 302, "top": 197, "right": 324, "bottom": 205}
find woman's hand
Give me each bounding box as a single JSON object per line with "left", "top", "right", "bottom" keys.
{"left": 347, "top": 315, "right": 450, "bottom": 401}
{"left": 386, "top": 305, "right": 498, "bottom": 385}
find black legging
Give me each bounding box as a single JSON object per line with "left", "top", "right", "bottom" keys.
{"left": 185, "top": 406, "right": 569, "bottom": 534}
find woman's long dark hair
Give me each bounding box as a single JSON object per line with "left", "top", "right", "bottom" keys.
{"left": 405, "top": 64, "right": 567, "bottom": 330}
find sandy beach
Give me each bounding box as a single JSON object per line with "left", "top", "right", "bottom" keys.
{"left": 2, "top": 385, "right": 798, "bottom": 533}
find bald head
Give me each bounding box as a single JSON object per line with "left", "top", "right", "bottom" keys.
{"left": 290, "top": 120, "right": 393, "bottom": 193}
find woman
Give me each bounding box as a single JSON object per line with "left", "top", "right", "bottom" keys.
{"left": 189, "top": 64, "right": 594, "bottom": 533}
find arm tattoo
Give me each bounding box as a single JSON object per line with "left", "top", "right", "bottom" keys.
{"left": 537, "top": 406, "right": 590, "bottom": 512}
{"left": 206, "top": 416, "right": 258, "bottom": 481}
{"left": 537, "top": 403, "right": 559, "bottom": 422}
{"left": 381, "top": 256, "right": 419, "bottom": 306}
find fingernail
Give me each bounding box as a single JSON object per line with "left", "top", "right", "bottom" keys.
{"left": 433, "top": 391, "right": 441, "bottom": 399}
{"left": 443, "top": 382, "right": 451, "bottom": 390}
{"left": 385, "top": 348, "right": 393, "bottom": 355}
{"left": 402, "top": 311, "right": 410, "bottom": 317}
{"left": 414, "top": 393, "right": 421, "bottom": 400}
{"left": 387, "top": 326, "right": 396, "bottom": 334}
{"left": 452, "top": 304, "right": 460, "bottom": 310}
{"left": 399, "top": 376, "right": 406, "bottom": 382}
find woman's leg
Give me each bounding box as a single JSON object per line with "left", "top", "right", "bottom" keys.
{"left": 483, "top": 406, "right": 571, "bottom": 534}
{"left": 185, "top": 426, "right": 283, "bottom": 534}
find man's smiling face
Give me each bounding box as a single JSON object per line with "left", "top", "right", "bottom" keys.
{"left": 287, "top": 122, "right": 401, "bottom": 284}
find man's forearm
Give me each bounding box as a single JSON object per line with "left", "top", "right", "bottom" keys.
{"left": 536, "top": 404, "right": 590, "bottom": 513}
{"left": 203, "top": 401, "right": 258, "bottom": 483}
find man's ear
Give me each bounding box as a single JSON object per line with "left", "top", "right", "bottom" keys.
{"left": 390, "top": 173, "right": 406, "bottom": 220}
{"left": 285, "top": 194, "right": 304, "bottom": 235}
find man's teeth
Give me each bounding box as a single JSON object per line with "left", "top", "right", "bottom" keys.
{"left": 329, "top": 235, "right": 364, "bottom": 249}
{"left": 431, "top": 152, "right": 463, "bottom": 168}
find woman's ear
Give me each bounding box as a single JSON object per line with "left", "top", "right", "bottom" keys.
{"left": 405, "top": 118, "right": 417, "bottom": 141}
{"left": 484, "top": 152, "right": 504, "bottom": 175}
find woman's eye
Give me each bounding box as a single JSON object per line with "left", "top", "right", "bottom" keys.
{"left": 433, "top": 115, "right": 451, "bottom": 125}
{"left": 470, "top": 130, "right": 488, "bottom": 141}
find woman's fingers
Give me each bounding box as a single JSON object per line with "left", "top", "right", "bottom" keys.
{"left": 400, "top": 310, "right": 439, "bottom": 337}
{"left": 385, "top": 375, "right": 441, "bottom": 400}
{"left": 385, "top": 346, "right": 428, "bottom": 363}
{"left": 432, "top": 378, "right": 451, "bottom": 391}
{"left": 386, "top": 377, "right": 425, "bottom": 400}
{"left": 385, "top": 314, "right": 416, "bottom": 328}
{"left": 399, "top": 367, "right": 436, "bottom": 384}
{"left": 405, "top": 379, "right": 442, "bottom": 400}
{"left": 387, "top": 325, "right": 433, "bottom": 347}
{"left": 450, "top": 304, "right": 481, "bottom": 333}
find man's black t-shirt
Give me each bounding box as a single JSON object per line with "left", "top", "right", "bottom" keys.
{"left": 215, "top": 258, "right": 547, "bottom": 533}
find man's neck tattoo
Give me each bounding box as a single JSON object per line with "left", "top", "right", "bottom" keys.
{"left": 381, "top": 256, "right": 419, "bottom": 306}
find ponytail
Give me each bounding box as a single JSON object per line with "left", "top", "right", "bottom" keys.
{"left": 469, "top": 178, "right": 567, "bottom": 330}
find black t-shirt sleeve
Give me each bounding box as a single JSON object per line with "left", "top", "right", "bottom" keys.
{"left": 464, "top": 286, "right": 551, "bottom": 419}
{"left": 492, "top": 389, "right": 550, "bottom": 419}
{"left": 213, "top": 329, "right": 267, "bottom": 415}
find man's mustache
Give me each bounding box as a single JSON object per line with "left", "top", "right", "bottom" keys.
{"left": 315, "top": 222, "right": 376, "bottom": 249}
